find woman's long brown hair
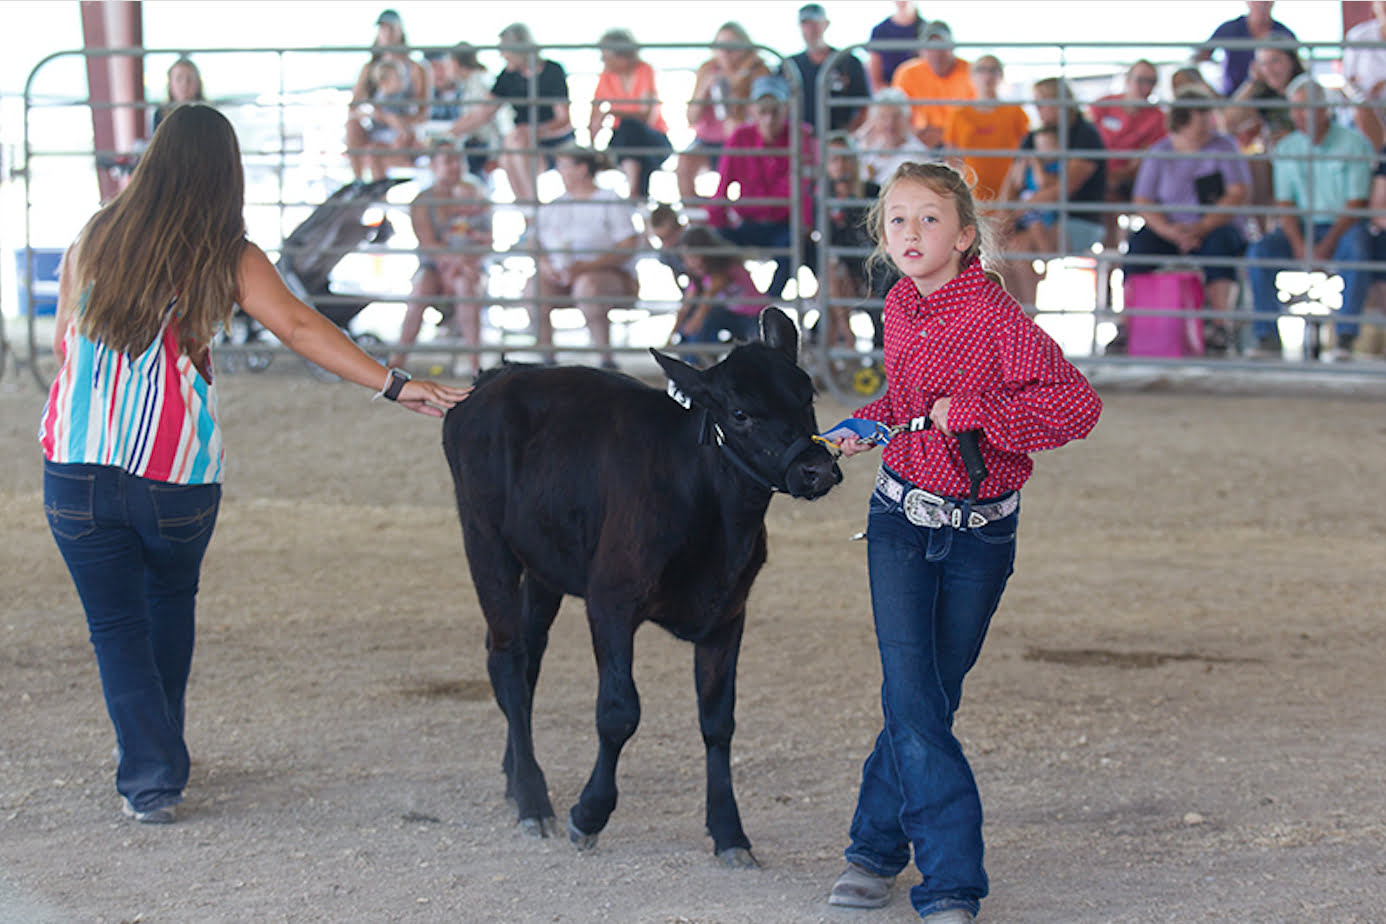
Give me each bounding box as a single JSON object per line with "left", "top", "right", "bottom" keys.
{"left": 72, "top": 103, "right": 246, "bottom": 360}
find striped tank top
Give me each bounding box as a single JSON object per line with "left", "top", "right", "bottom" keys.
{"left": 39, "top": 302, "right": 224, "bottom": 485}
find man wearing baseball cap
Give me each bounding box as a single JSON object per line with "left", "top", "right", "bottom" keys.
{"left": 782, "top": 3, "right": 870, "bottom": 134}
{"left": 890, "top": 20, "right": 975, "bottom": 147}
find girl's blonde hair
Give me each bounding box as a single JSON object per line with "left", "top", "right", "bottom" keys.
{"left": 72, "top": 103, "right": 246, "bottom": 360}
{"left": 864, "top": 161, "right": 996, "bottom": 282}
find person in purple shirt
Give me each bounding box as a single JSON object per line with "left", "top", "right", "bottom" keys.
{"left": 1123, "top": 90, "right": 1252, "bottom": 354}
{"left": 1195, "top": 1, "right": 1297, "bottom": 97}
{"left": 867, "top": 1, "right": 925, "bottom": 94}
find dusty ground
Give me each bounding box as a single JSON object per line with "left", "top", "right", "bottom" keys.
{"left": 2, "top": 360, "right": 1385, "bottom": 924}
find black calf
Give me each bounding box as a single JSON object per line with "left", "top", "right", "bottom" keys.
{"left": 441, "top": 308, "right": 840, "bottom": 866}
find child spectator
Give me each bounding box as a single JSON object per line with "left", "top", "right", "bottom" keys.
{"left": 854, "top": 88, "right": 933, "bottom": 185}
{"left": 669, "top": 225, "right": 763, "bottom": 360}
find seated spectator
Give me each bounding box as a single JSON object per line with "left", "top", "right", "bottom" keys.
{"left": 669, "top": 225, "right": 763, "bottom": 361}
{"left": 1342, "top": 2, "right": 1386, "bottom": 148}
{"left": 1246, "top": 76, "right": 1373, "bottom": 358}
{"left": 532, "top": 147, "right": 640, "bottom": 367}
{"left": 390, "top": 142, "right": 493, "bottom": 377}
{"left": 1226, "top": 44, "right": 1304, "bottom": 147}
{"left": 1012, "top": 125, "right": 1063, "bottom": 253}
{"left": 782, "top": 4, "right": 870, "bottom": 135}
{"left": 1170, "top": 67, "right": 1228, "bottom": 130}
{"left": 647, "top": 203, "right": 691, "bottom": 287}
{"left": 1089, "top": 59, "right": 1168, "bottom": 244}
{"left": 443, "top": 42, "right": 511, "bottom": 179}
{"left": 358, "top": 59, "right": 424, "bottom": 179}
{"left": 1195, "top": 1, "right": 1297, "bottom": 97}
{"left": 996, "top": 77, "right": 1108, "bottom": 309}
{"left": 1123, "top": 90, "right": 1251, "bottom": 354}
{"left": 942, "top": 53, "right": 1032, "bottom": 201}
{"left": 678, "top": 21, "right": 771, "bottom": 203}
{"left": 866, "top": 1, "right": 924, "bottom": 94}
{"left": 890, "top": 20, "right": 975, "bottom": 148}
{"left": 1226, "top": 45, "right": 1305, "bottom": 237}
{"left": 346, "top": 9, "right": 430, "bottom": 181}
{"left": 153, "top": 57, "right": 205, "bottom": 134}
{"left": 705, "top": 75, "right": 817, "bottom": 300}
{"left": 823, "top": 133, "right": 890, "bottom": 348}
{"left": 422, "top": 49, "right": 459, "bottom": 129}
{"left": 853, "top": 88, "right": 932, "bottom": 185}
{"left": 447, "top": 23, "right": 575, "bottom": 216}
{"left": 589, "top": 28, "right": 673, "bottom": 200}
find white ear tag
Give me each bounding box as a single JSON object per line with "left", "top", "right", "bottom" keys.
{"left": 666, "top": 379, "right": 692, "bottom": 410}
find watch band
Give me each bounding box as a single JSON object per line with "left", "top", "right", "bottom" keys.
{"left": 381, "top": 367, "right": 411, "bottom": 401}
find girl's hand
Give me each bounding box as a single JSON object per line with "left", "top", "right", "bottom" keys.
{"left": 836, "top": 435, "right": 876, "bottom": 458}
{"left": 929, "top": 396, "right": 953, "bottom": 436}
{"left": 395, "top": 379, "right": 472, "bottom": 418}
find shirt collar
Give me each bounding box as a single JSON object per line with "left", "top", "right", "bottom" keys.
{"left": 898, "top": 257, "right": 986, "bottom": 317}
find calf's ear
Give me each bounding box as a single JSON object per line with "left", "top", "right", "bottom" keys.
{"left": 760, "top": 307, "right": 800, "bottom": 362}
{"left": 650, "top": 348, "right": 708, "bottom": 404}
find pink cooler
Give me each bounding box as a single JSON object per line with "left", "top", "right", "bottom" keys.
{"left": 1124, "top": 271, "right": 1206, "bottom": 357}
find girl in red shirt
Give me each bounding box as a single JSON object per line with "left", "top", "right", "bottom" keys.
{"left": 826, "top": 162, "right": 1101, "bottom": 922}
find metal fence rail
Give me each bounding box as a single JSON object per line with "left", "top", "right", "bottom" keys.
{"left": 9, "top": 38, "right": 1386, "bottom": 395}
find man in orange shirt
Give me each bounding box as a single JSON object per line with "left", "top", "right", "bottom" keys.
{"left": 943, "top": 54, "right": 1031, "bottom": 200}
{"left": 890, "top": 21, "right": 975, "bottom": 148}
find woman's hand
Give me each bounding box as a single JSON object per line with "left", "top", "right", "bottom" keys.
{"left": 394, "top": 379, "right": 472, "bottom": 418}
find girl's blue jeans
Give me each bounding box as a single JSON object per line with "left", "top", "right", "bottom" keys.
{"left": 845, "top": 479, "right": 1017, "bottom": 919}
{"left": 43, "top": 460, "right": 220, "bottom": 813}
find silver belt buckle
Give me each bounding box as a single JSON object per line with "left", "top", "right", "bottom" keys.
{"left": 903, "top": 488, "right": 947, "bottom": 528}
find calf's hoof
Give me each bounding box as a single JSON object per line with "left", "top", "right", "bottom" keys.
{"left": 716, "top": 846, "right": 760, "bottom": 869}
{"left": 567, "top": 814, "right": 600, "bottom": 851}
{"left": 518, "top": 815, "right": 559, "bottom": 839}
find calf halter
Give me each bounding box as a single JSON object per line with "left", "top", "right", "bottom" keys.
{"left": 666, "top": 380, "right": 815, "bottom": 495}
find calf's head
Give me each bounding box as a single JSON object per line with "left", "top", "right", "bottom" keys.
{"left": 652, "top": 307, "right": 842, "bottom": 499}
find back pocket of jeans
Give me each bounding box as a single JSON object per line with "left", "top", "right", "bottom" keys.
{"left": 149, "top": 484, "right": 220, "bottom": 544}
{"left": 44, "top": 467, "right": 96, "bottom": 541}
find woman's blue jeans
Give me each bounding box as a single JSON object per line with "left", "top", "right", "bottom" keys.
{"left": 845, "top": 481, "right": 1017, "bottom": 918}
{"left": 43, "top": 460, "right": 220, "bottom": 813}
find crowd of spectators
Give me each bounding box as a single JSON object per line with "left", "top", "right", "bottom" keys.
{"left": 156, "top": 2, "right": 1381, "bottom": 370}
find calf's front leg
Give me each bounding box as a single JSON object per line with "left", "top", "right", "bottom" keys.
{"left": 695, "top": 614, "right": 757, "bottom": 868}
{"left": 567, "top": 617, "right": 640, "bottom": 849}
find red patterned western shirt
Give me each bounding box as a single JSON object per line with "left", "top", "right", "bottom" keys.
{"left": 855, "top": 258, "right": 1102, "bottom": 498}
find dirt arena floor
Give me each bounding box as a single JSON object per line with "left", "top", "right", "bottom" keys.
{"left": 2, "top": 360, "right": 1385, "bottom": 923}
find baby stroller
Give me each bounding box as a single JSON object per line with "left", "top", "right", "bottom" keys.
{"left": 219, "top": 177, "right": 407, "bottom": 376}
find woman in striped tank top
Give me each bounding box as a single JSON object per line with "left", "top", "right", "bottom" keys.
{"left": 39, "top": 104, "right": 468, "bottom": 824}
